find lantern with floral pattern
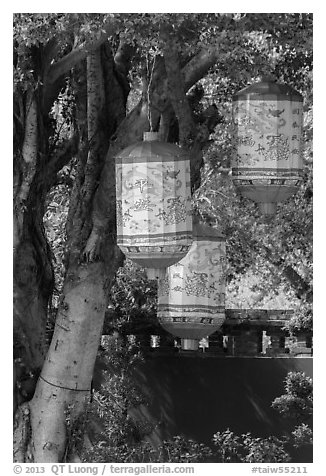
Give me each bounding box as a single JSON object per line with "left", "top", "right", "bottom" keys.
{"left": 157, "top": 222, "right": 226, "bottom": 350}
{"left": 115, "top": 132, "right": 193, "bottom": 280}
{"left": 232, "top": 76, "right": 303, "bottom": 215}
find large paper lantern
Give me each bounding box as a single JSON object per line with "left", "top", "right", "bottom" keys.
{"left": 115, "top": 132, "right": 193, "bottom": 280}
{"left": 232, "top": 76, "right": 303, "bottom": 215}
{"left": 157, "top": 222, "right": 226, "bottom": 351}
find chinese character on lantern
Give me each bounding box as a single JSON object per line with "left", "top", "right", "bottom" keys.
{"left": 157, "top": 222, "right": 226, "bottom": 351}
{"left": 115, "top": 132, "right": 193, "bottom": 279}
{"left": 232, "top": 76, "right": 303, "bottom": 215}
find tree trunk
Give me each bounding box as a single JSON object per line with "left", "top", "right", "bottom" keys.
{"left": 13, "top": 215, "right": 53, "bottom": 376}
{"left": 13, "top": 90, "right": 54, "bottom": 404}
{"left": 13, "top": 36, "right": 224, "bottom": 462}
{"left": 19, "top": 47, "right": 124, "bottom": 462}
{"left": 29, "top": 261, "right": 107, "bottom": 461}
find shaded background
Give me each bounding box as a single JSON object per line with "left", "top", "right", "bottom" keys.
{"left": 131, "top": 356, "right": 312, "bottom": 462}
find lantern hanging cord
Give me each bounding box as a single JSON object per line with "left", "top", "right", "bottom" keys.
{"left": 146, "top": 51, "right": 157, "bottom": 132}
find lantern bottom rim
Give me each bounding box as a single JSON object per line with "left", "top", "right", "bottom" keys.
{"left": 146, "top": 268, "right": 166, "bottom": 281}
{"left": 181, "top": 338, "right": 199, "bottom": 351}
{"left": 234, "top": 183, "right": 300, "bottom": 204}
{"left": 258, "top": 202, "right": 277, "bottom": 215}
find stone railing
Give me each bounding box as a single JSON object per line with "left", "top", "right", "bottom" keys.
{"left": 105, "top": 309, "right": 312, "bottom": 358}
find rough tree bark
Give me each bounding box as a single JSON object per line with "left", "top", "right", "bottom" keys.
{"left": 13, "top": 92, "right": 49, "bottom": 375}
{"left": 14, "top": 34, "right": 137, "bottom": 460}
{"left": 13, "top": 32, "right": 81, "bottom": 414}
{"left": 13, "top": 25, "right": 120, "bottom": 460}
{"left": 24, "top": 49, "right": 109, "bottom": 462}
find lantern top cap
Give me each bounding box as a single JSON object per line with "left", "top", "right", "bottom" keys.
{"left": 143, "top": 131, "right": 160, "bottom": 142}
{"left": 233, "top": 77, "right": 303, "bottom": 102}
{"left": 260, "top": 74, "right": 276, "bottom": 82}
{"left": 115, "top": 135, "right": 188, "bottom": 161}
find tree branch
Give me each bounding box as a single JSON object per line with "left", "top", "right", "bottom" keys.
{"left": 85, "top": 37, "right": 222, "bottom": 248}
{"left": 183, "top": 45, "right": 219, "bottom": 91}
{"left": 114, "top": 40, "right": 134, "bottom": 78}
{"left": 82, "top": 49, "right": 106, "bottom": 211}
{"left": 264, "top": 247, "right": 312, "bottom": 303}
{"left": 163, "top": 38, "right": 195, "bottom": 146}
{"left": 45, "top": 134, "right": 79, "bottom": 189}
{"left": 279, "top": 262, "right": 312, "bottom": 302}
{"left": 46, "top": 21, "right": 117, "bottom": 85}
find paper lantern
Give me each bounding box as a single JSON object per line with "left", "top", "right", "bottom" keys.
{"left": 232, "top": 76, "right": 303, "bottom": 215}
{"left": 157, "top": 222, "right": 226, "bottom": 351}
{"left": 115, "top": 132, "right": 193, "bottom": 280}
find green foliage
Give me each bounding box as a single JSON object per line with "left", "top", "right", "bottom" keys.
{"left": 13, "top": 14, "right": 313, "bottom": 463}
{"left": 14, "top": 13, "right": 71, "bottom": 48}
{"left": 212, "top": 429, "right": 243, "bottom": 462}
{"left": 43, "top": 181, "right": 70, "bottom": 307}
{"left": 291, "top": 424, "right": 313, "bottom": 448}
{"left": 157, "top": 436, "right": 213, "bottom": 463}
{"left": 82, "top": 338, "right": 213, "bottom": 463}
{"left": 82, "top": 341, "right": 313, "bottom": 464}
{"left": 212, "top": 429, "right": 290, "bottom": 463}
{"left": 226, "top": 266, "right": 300, "bottom": 310}
{"left": 105, "top": 260, "right": 159, "bottom": 335}
{"left": 83, "top": 436, "right": 213, "bottom": 464}
{"left": 272, "top": 372, "right": 313, "bottom": 456}
{"left": 15, "top": 12, "right": 312, "bottom": 329}
{"left": 285, "top": 303, "right": 312, "bottom": 334}
{"left": 196, "top": 143, "right": 312, "bottom": 325}
{"left": 212, "top": 371, "right": 313, "bottom": 463}
{"left": 190, "top": 13, "right": 312, "bottom": 324}
{"left": 13, "top": 13, "right": 114, "bottom": 52}
{"left": 13, "top": 13, "right": 114, "bottom": 92}
{"left": 283, "top": 371, "right": 313, "bottom": 400}
{"left": 14, "top": 13, "right": 69, "bottom": 90}
{"left": 242, "top": 434, "right": 291, "bottom": 463}
{"left": 50, "top": 80, "right": 76, "bottom": 143}
{"left": 113, "top": 13, "right": 232, "bottom": 56}
{"left": 84, "top": 337, "right": 150, "bottom": 450}
{"left": 65, "top": 403, "right": 89, "bottom": 460}
{"left": 271, "top": 371, "right": 313, "bottom": 421}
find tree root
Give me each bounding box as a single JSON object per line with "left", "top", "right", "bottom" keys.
{"left": 82, "top": 227, "right": 102, "bottom": 262}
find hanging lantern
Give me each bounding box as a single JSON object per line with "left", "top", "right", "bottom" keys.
{"left": 232, "top": 76, "right": 303, "bottom": 215}
{"left": 115, "top": 132, "right": 193, "bottom": 280}
{"left": 157, "top": 222, "right": 226, "bottom": 351}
